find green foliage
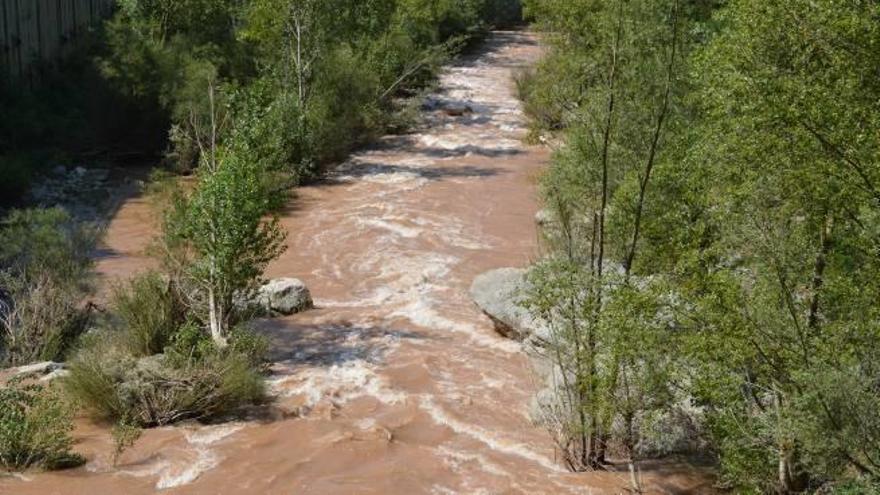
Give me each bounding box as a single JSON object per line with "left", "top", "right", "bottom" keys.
{"left": 95, "top": 0, "right": 503, "bottom": 178}
{"left": 522, "top": 0, "right": 691, "bottom": 472}
{"left": 0, "top": 208, "right": 96, "bottom": 366}
{"left": 525, "top": 0, "right": 880, "bottom": 491}
{"left": 110, "top": 420, "right": 142, "bottom": 466}
{"left": 227, "top": 325, "right": 270, "bottom": 370}
{"left": 162, "top": 134, "right": 287, "bottom": 344}
{"left": 826, "top": 480, "right": 880, "bottom": 495}
{"left": 679, "top": 1, "right": 880, "bottom": 490}
{"left": 0, "top": 380, "right": 84, "bottom": 471}
{"left": 0, "top": 208, "right": 96, "bottom": 284}
{"left": 65, "top": 331, "right": 265, "bottom": 427}
{"left": 226, "top": 80, "right": 312, "bottom": 179}
{"left": 110, "top": 271, "right": 186, "bottom": 357}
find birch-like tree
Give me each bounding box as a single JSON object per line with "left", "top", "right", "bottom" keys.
{"left": 163, "top": 86, "right": 286, "bottom": 346}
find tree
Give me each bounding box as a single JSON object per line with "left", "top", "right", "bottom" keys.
{"left": 522, "top": 0, "right": 690, "bottom": 476}
{"left": 681, "top": 0, "right": 880, "bottom": 491}
{"left": 163, "top": 86, "right": 286, "bottom": 346}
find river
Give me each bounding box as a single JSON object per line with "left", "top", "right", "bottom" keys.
{"left": 2, "top": 31, "right": 713, "bottom": 495}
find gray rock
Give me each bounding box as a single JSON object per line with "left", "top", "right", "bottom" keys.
{"left": 421, "top": 97, "right": 442, "bottom": 111}
{"left": 40, "top": 369, "right": 71, "bottom": 382}
{"left": 441, "top": 103, "right": 474, "bottom": 117}
{"left": 258, "top": 278, "right": 313, "bottom": 315}
{"left": 534, "top": 208, "right": 554, "bottom": 227}
{"left": 470, "top": 268, "right": 548, "bottom": 344}
{"left": 12, "top": 361, "right": 64, "bottom": 377}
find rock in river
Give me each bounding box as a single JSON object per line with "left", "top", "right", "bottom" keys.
{"left": 258, "top": 278, "right": 313, "bottom": 315}
{"left": 469, "top": 267, "right": 548, "bottom": 345}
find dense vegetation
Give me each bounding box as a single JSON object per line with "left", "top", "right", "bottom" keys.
{"left": 0, "top": 0, "right": 521, "bottom": 208}
{"left": 521, "top": 0, "right": 880, "bottom": 493}
{"left": 0, "top": 0, "right": 517, "bottom": 473}
{"left": 0, "top": 380, "right": 83, "bottom": 471}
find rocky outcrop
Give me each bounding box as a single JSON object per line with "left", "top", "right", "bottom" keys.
{"left": 469, "top": 268, "right": 548, "bottom": 345}
{"left": 470, "top": 267, "right": 558, "bottom": 426}
{"left": 258, "top": 278, "right": 313, "bottom": 315}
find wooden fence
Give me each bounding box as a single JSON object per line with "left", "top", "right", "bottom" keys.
{"left": 0, "top": 0, "right": 113, "bottom": 81}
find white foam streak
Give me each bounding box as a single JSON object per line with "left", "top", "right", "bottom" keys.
{"left": 393, "top": 299, "right": 519, "bottom": 353}
{"left": 420, "top": 397, "right": 561, "bottom": 472}
{"left": 359, "top": 218, "right": 423, "bottom": 238}
{"left": 154, "top": 424, "right": 244, "bottom": 490}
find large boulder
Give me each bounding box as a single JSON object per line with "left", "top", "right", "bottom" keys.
{"left": 470, "top": 268, "right": 548, "bottom": 345}
{"left": 258, "top": 278, "right": 313, "bottom": 315}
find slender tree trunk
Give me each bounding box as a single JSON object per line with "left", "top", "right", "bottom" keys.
{"left": 623, "top": 0, "right": 679, "bottom": 278}
{"left": 207, "top": 288, "right": 226, "bottom": 346}
{"left": 774, "top": 391, "right": 805, "bottom": 494}
{"left": 629, "top": 460, "right": 643, "bottom": 494}
{"left": 807, "top": 214, "right": 833, "bottom": 330}
{"left": 583, "top": 0, "right": 625, "bottom": 470}
{"left": 295, "top": 16, "right": 305, "bottom": 110}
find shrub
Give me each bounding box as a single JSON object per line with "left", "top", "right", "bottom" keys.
{"left": 0, "top": 380, "right": 84, "bottom": 471}
{"left": 0, "top": 273, "right": 92, "bottom": 367}
{"left": 0, "top": 208, "right": 96, "bottom": 366}
{"left": 65, "top": 330, "right": 265, "bottom": 427}
{"left": 514, "top": 50, "right": 585, "bottom": 134}
{"left": 227, "top": 80, "right": 313, "bottom": 181}
{"left": 111, "top": 272, "right": 185, "bottom": 357}
{"left": 0, "top": 153, "right": 50, "bottom": 208}
{"left": 111, "top": 420, "right": 142, "bottom": 466}
{"left": 227, "top": 326, "right": 270, "bottom": 370}
{"left": 304, "top": 46, "right": 384, "bottom": 165}
{"left": 0, "top": 207, "right": 96, "bottom": 285}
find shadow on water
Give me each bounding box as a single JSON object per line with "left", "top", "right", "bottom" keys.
{"left": 312, "top": 159, "right": 508, "bottom": 190}
{"left": 255, "top": 318, "right": 428, "bottom": 367}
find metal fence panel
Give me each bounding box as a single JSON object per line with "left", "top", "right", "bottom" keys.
{"left": 0, "top": 0, "right": 113, "bottom": 83}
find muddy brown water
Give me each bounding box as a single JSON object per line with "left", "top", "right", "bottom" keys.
{"left": 1, "top": 31, "right": 715, "bottom": 495}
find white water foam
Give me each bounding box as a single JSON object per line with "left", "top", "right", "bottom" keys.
{"left": 154, "top": 424, "right": 245, "bottom": 490}
{"left": 270, "top": 360, "right": 405, "bottom": 407}
{"left": 392, "top": 293, "right": 520, "bottom": 354}
{"left": 419, "top": 396, "right": 561, "bottom": 472}
{"left": 437, "top": 445, "right": 509, "bottom": 478}
{"left": 358, "top": 218, "right": 423, "bottom": 239}
{"left": 112, "top": 423, "right": 244, "bottom": 490}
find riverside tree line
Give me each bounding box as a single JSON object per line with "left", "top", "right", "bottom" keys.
{"left": 519, "top": 0, "right": 880, "bottom": 493}
{"left": 0, "top": 0, "right": 516, "bottom": 473}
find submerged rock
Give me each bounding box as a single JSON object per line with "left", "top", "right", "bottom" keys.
{"left": 258, "top": 278, "right": 313, "bottom": 315}
{"left": 469, "top": 267, "right": 548, "bottom": 345}
{"left": 441, "top": 103, "right": 474, "bottom": 117}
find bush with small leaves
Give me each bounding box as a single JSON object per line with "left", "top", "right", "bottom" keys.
{"left": 0, "top": 380, "right": 84, "bottom": 471}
